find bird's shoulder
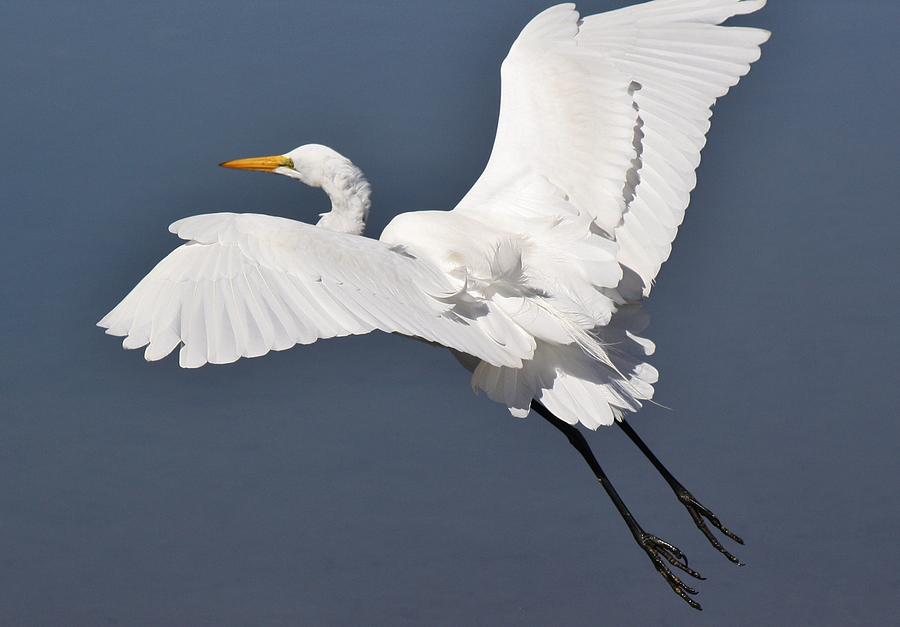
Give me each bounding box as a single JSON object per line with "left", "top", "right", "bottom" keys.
{"left": 380, "top": 210, "right": 524, "bottom": 281}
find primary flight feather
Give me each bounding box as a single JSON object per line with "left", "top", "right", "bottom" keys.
{"left": 99, "top": 0, "right": 769, "bottom": 610}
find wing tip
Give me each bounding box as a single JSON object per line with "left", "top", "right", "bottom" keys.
{"left": 178, "top": 348, "right": 207, "bottom": 369}
{"left": 734, "top": 0, "right": 768, "bottom": 16}
{"left": 97, "top": 306, "right": 119, "bottom": 329}
{"left": 122, "top": 336, "right": 149, "bottom": 351}
{"left": 168, "top": 217, "right": 187, "bottom": 237}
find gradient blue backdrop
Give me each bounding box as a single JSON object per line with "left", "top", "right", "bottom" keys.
{"left": 2, "top": 1, "right": 898, "bottom": 624}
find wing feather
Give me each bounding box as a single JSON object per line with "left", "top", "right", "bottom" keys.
{"left": 453, "top": 0, "right": 768, "bottom": 426}
{"left": 99, "top": 213, "right": 534, "bottom": 368}
{"left": 456, "top": 0, "right": 769, "bottom": 299}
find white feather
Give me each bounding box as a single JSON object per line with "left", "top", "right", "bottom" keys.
{"left": 99, "top": 0, "right": 769, "bottom": 429}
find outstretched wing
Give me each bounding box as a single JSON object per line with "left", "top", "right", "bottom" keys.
{"left": 98, "top": 213, "right": 535, "bottom": 368}
{"left": 455, "top": 0, "right": 769, "bottom": 297}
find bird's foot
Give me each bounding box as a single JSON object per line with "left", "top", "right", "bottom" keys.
{"left": 636, "top": 531, "right": 705, "bottom": 611}
{"left": 676, "top": 488, "right": 745, "bottom": 565}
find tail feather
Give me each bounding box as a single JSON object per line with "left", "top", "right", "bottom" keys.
{"left": 468, "top": 306, "right": 657, "bottom": 430}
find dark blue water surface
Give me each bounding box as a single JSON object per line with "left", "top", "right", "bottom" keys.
{"left": 1, "top": 1, "right": 898, "bottom": 624}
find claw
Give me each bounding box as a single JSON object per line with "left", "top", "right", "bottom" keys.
{"left": 663, "top": 551, "right": 707, "bottom": 580}
{"left": 678, "top": 489, "right": 745, "bottom": 565}
{"left": 646, "top": 534, "right": 706, "bottom": 579}
{"left": 639, "top": 533, "right": 704, "bottom": 610}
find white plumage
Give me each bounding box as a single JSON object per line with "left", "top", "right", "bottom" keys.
{"left": 99, "top": 0, "right": 769, "bottom": 430}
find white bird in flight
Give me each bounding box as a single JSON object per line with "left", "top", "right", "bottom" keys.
{"left": 99, "top": 0, "right": 769, "bottom": 610}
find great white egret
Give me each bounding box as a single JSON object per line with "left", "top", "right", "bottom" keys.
{"left": 99, "top": 0, "right": 769, "bottom": 610}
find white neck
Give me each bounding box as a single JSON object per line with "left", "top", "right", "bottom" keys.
{"left": 281, "top": 145, "right": 371, "bottom": 236}
{"left": 310, "top": 155, "right": 370, "bottom": 236}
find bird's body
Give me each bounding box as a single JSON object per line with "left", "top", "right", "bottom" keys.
{"left": 99, "top": 0, "right": 770, "bottom": 610}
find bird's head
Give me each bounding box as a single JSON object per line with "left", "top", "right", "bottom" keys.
{"left": 219, "top": 143, "right": 346, "bottom": 188}
{"left": 219, "top": 143, "right": 371, "bottom": 235}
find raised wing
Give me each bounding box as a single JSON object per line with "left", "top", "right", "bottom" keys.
{"left": 455, "top": 3, "right": 635, "bottom": 235}
{"left": 98, "top": 213, "right": 535, "bottom": 368}
{"left": 455, "top": 0, "right": 769, "bottom": 297}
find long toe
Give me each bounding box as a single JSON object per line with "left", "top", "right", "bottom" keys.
{"left": 678, "top": 490, "right": 745, "bottom": 564}
{"left": 648, "top": 535, "right": 706, "bottom": 580}
{"left": 639, "top": 533, "right": 704, "bottom": 611}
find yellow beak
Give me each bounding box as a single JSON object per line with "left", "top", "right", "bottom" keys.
{"left": 219, "top": 155, "right": 294, "bottom": 172}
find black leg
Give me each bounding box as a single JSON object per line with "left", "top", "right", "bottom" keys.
{"left": 531, "top": 401, "right": 705, "bottom": 611}
{"left": 617, "top": 418, "right": 745, "bottom": 565}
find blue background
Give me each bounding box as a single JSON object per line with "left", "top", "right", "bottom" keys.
{"left": 2, "top": 1, "right": 898, "bottom": 624}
